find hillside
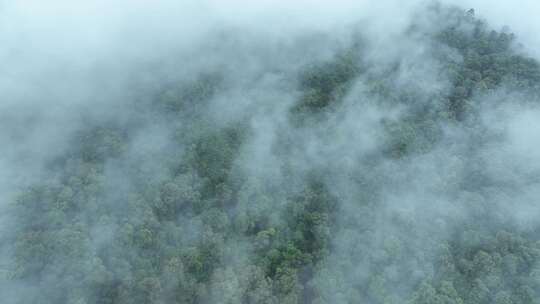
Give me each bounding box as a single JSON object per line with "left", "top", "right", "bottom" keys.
{"left": 2, "top": 3, "right": 540, "bottom": 304}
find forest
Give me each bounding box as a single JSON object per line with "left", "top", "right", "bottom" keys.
{"left": 2, "top": 2, "right": 540, "bottom": 304}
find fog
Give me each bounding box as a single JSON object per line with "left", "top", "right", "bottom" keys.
{"left": 1, "top": 1, "right": 540, "bottom": 303}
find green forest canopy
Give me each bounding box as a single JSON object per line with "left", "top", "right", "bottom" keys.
{"left": 4, "top": 4, "right": 540, "bottom": 304}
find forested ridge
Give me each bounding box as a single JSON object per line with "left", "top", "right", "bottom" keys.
{"left": 3, "top": 4, "right": 540, "bottom": 304}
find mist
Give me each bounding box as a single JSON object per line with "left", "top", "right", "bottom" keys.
{"left": 1, "top": 1, "right": 540, "bottom": 303}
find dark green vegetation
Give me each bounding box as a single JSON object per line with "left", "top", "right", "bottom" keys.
{"left": 4, "top": 5, "right": 540, "bottom": 304}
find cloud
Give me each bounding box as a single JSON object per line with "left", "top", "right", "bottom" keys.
{"left": 1, "top": 0, "right": 540, "bottom": 303}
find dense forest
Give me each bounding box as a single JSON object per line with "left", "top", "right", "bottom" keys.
{"left": 2, "top": 3, "right": 540, "bottom": 304}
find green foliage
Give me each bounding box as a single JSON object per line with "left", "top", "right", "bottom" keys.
{"left": 290, "top": 49, "right": 361, "bottom": 125}
{"left": 7, "top": 5, "right": 540, "bottom": 304}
